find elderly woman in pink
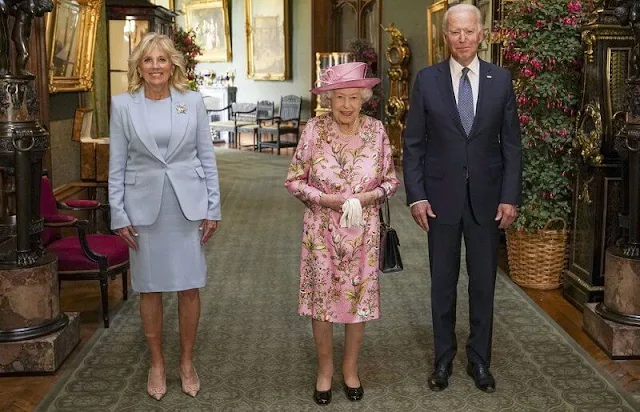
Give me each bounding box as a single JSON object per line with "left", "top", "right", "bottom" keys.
{"left": 285, "top": 62, "right": 400, "bottom": 405}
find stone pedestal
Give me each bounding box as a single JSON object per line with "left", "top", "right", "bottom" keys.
{"left": 0, "top": 253, "right": 67, "bottom": 340}
{"left": 583, "top": 251, "right": 640, "bottom": 359}
{"left": 584, "top": 303, "right": 640, "bottom": 359}
{"left": 0, "top": 312, "right": 80, "bottom": 373}
{"left": 597, "top": 250, "right": 640, "bottom": 326}
{"left": 0, "top": 253, "right": 80, "bottom": 373}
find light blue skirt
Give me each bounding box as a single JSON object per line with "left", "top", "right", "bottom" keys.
{"left": 129, "top": 178, "right": 207, "bottom": 292}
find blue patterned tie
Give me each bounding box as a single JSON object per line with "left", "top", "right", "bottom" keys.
{"left": 458, "top": 67, "right": 474, "bottom": 136}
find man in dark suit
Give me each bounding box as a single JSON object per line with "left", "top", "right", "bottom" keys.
{"left": 403, "top": 4, "right": 522, "bottom": 393}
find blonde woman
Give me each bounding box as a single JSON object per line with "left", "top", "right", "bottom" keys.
{"left": 108, "top": 33, "right": 221, "bottom": 400}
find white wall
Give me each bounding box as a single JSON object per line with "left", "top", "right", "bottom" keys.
{"left": 176, "top": 0, "right": 312, "bottom": 119}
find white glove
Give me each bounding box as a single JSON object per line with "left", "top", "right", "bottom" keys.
{"left": 340, "top": 198, "right": 364, "bottom": 228}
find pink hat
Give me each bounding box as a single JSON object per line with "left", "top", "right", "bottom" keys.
{"left": 311, "top": 62, "right": 381, "bottom": 94}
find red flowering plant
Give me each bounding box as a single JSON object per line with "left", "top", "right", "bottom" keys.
{"left": 494, "top": 0, "right": 593, "bottom": 231}
{"left": 172, "top": 28, "right": 203, "bottom": 91}
{"left": 347, "top": 38, "right": 382, "bottom": 119}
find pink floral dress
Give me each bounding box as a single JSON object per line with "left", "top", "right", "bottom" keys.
{"left": 285, "top": 114, "right": 400, "bottom": 323}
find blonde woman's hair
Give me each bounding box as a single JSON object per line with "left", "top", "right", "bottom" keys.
{"left": 127, "top": 32, "right": 190, "bottom": 94}
{"left": 319, "top": 88, "right": 373, "bottom": 108}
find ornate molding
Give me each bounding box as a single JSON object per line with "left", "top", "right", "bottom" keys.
{"left": 583, "top": 30, "right": 596, "bottom": 64}
{"left": 575, "top": 103, "right": 604, "bottom": 164}
{"left": 382, "top": 23, "right": 410, "bottom": 159}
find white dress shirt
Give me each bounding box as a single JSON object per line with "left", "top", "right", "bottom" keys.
{"left": 410, "top": 56, "right": 480, "bottom": 208}
{"left": 450, "top": 56, "right": 480, "bottom": 114}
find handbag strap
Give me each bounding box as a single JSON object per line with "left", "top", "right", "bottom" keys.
{"left": 379, "top": 190, "right": 390, "bottom": 225}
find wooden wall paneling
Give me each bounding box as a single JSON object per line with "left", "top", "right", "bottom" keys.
{"left": 311, "top": 0, "right": 334, "bottom": 114}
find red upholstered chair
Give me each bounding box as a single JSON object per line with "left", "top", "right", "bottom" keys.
{"left": 40, "top": 176, "right": 129, "bottom": 328}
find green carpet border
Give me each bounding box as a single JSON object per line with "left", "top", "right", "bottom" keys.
{"left": 34, "top": 297, "right": 135, "bottom": 412}
{"left": 496, "top": 269, "right": 640, "bottom": 409}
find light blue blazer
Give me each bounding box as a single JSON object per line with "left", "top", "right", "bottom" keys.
{"left": 108, "top": 87, "right": 221, "bottom": 230}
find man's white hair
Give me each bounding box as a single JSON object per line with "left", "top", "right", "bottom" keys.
{"left": 442, "top": 4, "right": 483, "bottom": 33}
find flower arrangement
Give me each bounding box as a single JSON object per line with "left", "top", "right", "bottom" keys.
{"left": 347, "top": 38, "right": 382, "bottom": 119}
{"left": 494, "top": 0, "right": 593, "bottom": 231}
{"left": 172, "top": 28, "right": 203, "bottom": 91}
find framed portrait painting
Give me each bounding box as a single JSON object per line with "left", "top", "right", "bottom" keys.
{"left": 185, "top": 0, "right": 232, "bottom": 62}
{"left": 427, "top": 0, "right": 448, "bottom": 66}
{"left": 245, "top": 0, "right": 290, "bottom": 80}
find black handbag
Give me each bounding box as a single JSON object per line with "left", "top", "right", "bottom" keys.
{"left": 379, "top": 194, "right": 403, "bottom": 273}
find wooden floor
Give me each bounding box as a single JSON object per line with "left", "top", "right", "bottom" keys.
{"left": 1, "top": 135, "right": 638, "bottom": 411}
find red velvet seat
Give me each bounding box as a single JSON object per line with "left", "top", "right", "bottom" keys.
{"left": 49, "top": 235, "right": 129, "bottom": 272}
{"left": 40, "top": 176, "right": 130, "bottom": 328}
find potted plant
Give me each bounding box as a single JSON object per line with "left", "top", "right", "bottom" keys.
{"left": 172, "top": 28, "right": 203, "bottom": 91}
{"left": 495, "top": 0, "right": 592, "bottom": 289}
{"left": 347, "top": 38, "right": 382, "bottom": 119}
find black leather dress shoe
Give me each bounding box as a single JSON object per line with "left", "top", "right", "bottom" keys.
{"left": 313, "top": 388, "right": 332, "bottom": 405}
{"left": 467, "top": 363, "right": 496, "bottom": 393}
{"left": 344, "top": 383, "right": 364, "bottom": 401}
{"left": 428, "top": 362, "right": 453, "bottom": 391}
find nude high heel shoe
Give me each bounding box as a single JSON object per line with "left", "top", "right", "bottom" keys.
{"left": 180, "top": 365, "right": 200, "bottom": 397}
{"left": 147, "top": 368, "right": 167, "bottom": 400}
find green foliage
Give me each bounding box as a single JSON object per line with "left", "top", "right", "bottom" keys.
{"left": 495, "top": 0, "right": 593, "bottom": 231}
{"left": 347, "top": 38, "right": 382, "bottom": 119}
{"left": 172, "top": 28, "right": 203, "bottom": 91}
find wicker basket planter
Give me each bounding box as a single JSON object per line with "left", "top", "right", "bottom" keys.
{"left": 505, "top": 218, "right": 567, "bottom": 290}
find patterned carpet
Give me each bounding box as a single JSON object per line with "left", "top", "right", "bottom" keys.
{"left": 37, "top": 149, "right": 639, "bottom": 411}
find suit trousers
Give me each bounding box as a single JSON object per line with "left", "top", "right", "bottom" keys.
{"left": 427, "top": 183, "right": 500, "bottom": 367}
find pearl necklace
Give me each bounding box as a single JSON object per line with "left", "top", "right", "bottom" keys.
{"left": 335, "top": 116, "right": 360, "bottom": 136}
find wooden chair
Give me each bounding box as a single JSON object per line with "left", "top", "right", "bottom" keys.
{"left": 257, "top": 95, "right": 302, "bottom": 155}
{"left": 237, "top": 100, "right": 275, "bottom": 150}
{"left": 208, "top": 102, "right": 257, "bottom": 148}
{"left": 40, "top": 176, "right": 130, "bottom": 328}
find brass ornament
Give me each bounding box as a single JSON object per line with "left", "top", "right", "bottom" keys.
{"left": 384, "top": 96, "right": 406, "bottom": 128}
{"left": 574, "top": 103, "right": 604, "bottom": 164}
{"left": 582, "top": 30, "right": 597, "bottom": 64}
{"left": 381, "top": 23, "right": 410, "bottom": 159}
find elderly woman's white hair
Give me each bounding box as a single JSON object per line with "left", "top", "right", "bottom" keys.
{"left": 319, "top": 88, "right": 374, "bottom": 108}
{"left": 442, "top": 4, "right": 483, "bottom": 32}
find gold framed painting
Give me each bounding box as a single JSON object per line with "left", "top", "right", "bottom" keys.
{"left": 427, "top": 0, "right": 448, "bottom": 66}
{"left": 185, "top": 0, "right": 232, "bottom": 62}
{"left": 475, "top": 0, "right": 493, "bottom": 62}
{"left": 45, "top": 0, "right": 102, "bottom": 93}
{"left": 245, "top": 0, "right": 290, "bottom": 81}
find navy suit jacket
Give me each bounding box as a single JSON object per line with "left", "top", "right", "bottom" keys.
{"left": 402, "top": 59, "right": 522, "bottom": 225}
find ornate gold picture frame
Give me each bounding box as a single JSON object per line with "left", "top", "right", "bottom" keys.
{"left": 427, "top": 0, "right": 448, "bottom": 66}
{"left": 45, "top": 0, "right": 102, "bottom": 93}
{"left": 245, "top": 0, "right": 290, "bottom": 81}
{"left": 185, "top": 0, "right": 232, "bottom": 62}
{"left": 475, "top": 0, "right": 492, "bottom": 62}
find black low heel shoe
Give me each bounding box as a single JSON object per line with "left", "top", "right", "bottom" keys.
{"left": 344, "top": 384, "right": 364, "bottom": 401}
{"left": 313, "top": 388, "right": 332, "bottom": 405}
